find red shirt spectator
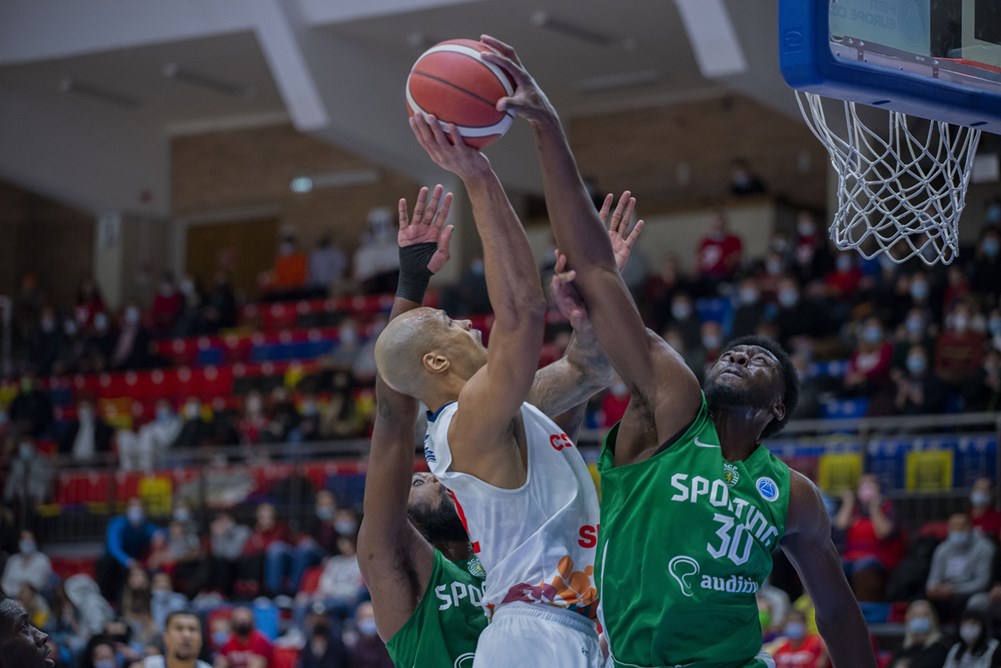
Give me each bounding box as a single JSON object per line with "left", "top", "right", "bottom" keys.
{"left": 150, "top": 275, "right": 183, "bottom": 337}
{"left": 824, "top": 255, "right": 862, "bottom": 301}
{"left": 970, "top": 477, "right": 1001, "bottom": 539}
{"left": 600, "top": 381, "right": 630, "bottom": 429}
{"left": 243, "top": 503, "right": 290, "bottom": 556}
{"left": 844, "top": 318, "right": 893, "bottom": 396}
{"left": 696, "top": 213, "right": 743, "bottom": 281}
{"left": 219, "top": 607, "right": 274, "bottom": 668}
{"left": 272, "top": 237, "right": 308, "bottom": 290}
{"left": 935, "top": 305, "right": 986, "bottom": 386}
{"left": 772, "top": 634, "right": 827, "bottom": 668}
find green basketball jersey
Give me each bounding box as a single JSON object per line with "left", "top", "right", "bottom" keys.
{"left": 385, "top": 549, "right": 488, "bottom": 668}
{"left": 596, "top": 395, "right": 790, "bottom": 668}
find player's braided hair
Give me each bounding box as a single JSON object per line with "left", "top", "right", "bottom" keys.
{"left": 724, "top": 335, "right": 799, "bottom": 439}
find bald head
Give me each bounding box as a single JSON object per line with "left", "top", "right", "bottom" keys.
{"left": 375, "top": 307, "right": 487, "bottom": 398}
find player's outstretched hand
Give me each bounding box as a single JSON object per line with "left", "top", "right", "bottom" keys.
{"left": 398, "top": 184, "right": 454, "bottom": 274}
{"left": 597, "top": 191, "right": 645, "bottom": 272}
{"left": 410, "top": 113, "right": 490, "bottom": 182}
{"left": 551, "top": 250, "right": 588, "bottom": 328}
{"left": 478, "top": 35, "right": 556, "bottom": 125}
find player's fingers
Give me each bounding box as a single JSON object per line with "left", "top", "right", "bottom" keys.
{"left": 423, "top": 113, "right": 450, "bottom": 147}
{"left": 626, "top": 219, "right": 645, "bottom": 246}
{"left": 398, "top": 198, "right": 410, "bottom": 230}
{"left": 410, "top": 115, "right": 435, "bottom": 150}
{"left": 442, "top": 122, "right": 463, "bottom": 147}
{"left": 411, "top": 186, "right": 429, "bottom": 225}
{"left": 438, "top": 224, "right": 454, "bottom": 254}
{"left": 480, "top": 35, "right": 520, "bottom": 64}
{"left": 598, "top": 194, "right": 614, "bottom": 226}
{"left": 425, "top": 184, "right": 443, "bottom": 224}
{"left": 611, "top": 190, "right": 632, "bottom": 226}
{"left": 621, "top": 196, "right": 637, "bottom": 229}
{"left": 480, "top": 51, "right": 528, "bottom": 84}
{"left": 554, "top": 251, "right": 566, "bottom": 273}
{"left": 434, "top": 192, "right": 454, "bottom": 228}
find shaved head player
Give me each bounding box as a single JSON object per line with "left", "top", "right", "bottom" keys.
{"left": 482, "top": 35, "right": 876, "bottom": 668}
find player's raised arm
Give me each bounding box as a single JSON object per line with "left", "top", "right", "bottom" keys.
{"left": 481, "top": 37, "right": 700, "bottom": 456}
{"left": 359, "top": 186, "right": 454, "bottom": 640}
{"left": 526, "top": 194, "right": 644, "bottom": 436}
{"left": 781, "top": 471, "right": 877, "bottom": 668}
{"left": 410, "top": 113, "right": 546, "bottom": 482}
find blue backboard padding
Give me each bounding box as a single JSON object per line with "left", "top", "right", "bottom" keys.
{"left": 779, "top": 0, "right": 1001, "bottom": 132}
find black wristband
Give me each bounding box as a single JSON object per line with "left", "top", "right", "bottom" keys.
{"left": 396, "top": 242, "right": 437, "bottom": 303}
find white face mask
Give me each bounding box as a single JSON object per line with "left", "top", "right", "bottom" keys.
{"left": 960, "top": 622, "right": 982, "bottom": 645}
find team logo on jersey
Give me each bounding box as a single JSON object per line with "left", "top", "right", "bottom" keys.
{"left": 453, "top": 653, "right": 475, "bottom": 668}
{"left": 756, "top": 476, "right": 779, "bottom": 502}
{"left": 668, "top": 555, "right": 700, "bottom": 597}
{"left": 466, "top": 556, "right": 486, "bottom": 579}
{"left": 723, "top": 463, "right": 740, "bottom": 488}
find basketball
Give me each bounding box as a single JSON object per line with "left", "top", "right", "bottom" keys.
{"left": 406, "top": 39, "right": 515, "bottom": 149}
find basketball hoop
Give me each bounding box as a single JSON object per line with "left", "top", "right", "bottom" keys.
{"left": 796, "top": 91, "right": 982, "bottom": 266}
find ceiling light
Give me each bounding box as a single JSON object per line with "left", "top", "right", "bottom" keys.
{"left": 531, "top": 11, "right": 634, "bottom": 50}
{"left": 163, "top": 63, "right": 256, "bottom": 98}
{"left": 58, "top": 78, "right": 139, "bottom": 109}
{"left": 575, "top": 70, "right": 663, "bottom": 92}
{"left": 289, "top": 169, "right": 381, "bottom": 193}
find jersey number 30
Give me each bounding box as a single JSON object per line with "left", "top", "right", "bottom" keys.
{"left": 706, "top": 513, "right": 753, "bottom": 566}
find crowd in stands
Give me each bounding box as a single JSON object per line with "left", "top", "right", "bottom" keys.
{"left": 0, "top": 490, "right": 390, "bottom": 668}
{"left": 1, "top": 198, "right": 1000, "bottom": 665}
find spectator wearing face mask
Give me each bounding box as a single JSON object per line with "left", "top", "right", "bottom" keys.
{"left": 936, "top": 303, "right": 987, "bottom": 389}
{"left": 971, "top": 228, "right": 1001, "bottom": 305}
{"left": 346, "top": 602, "right": 392, "bottom": 668}
{"left": 844, "top": 317, "right": 894, "bottom": 398}
{"left": 772, "top": 276, "right": 827, "bottom": 350}
{"left": 200, "top": 271, "right": 237, "bottom": 334}
{"left": 119, "top": 401, "right": 182, "bottom": 471}
{"left": 353, "top": 208, "right": 399, "bottom": 296}
{"left": 1, "top": 531, "right": 52, "bottom": 599}
{"left": 891, "top": 345, "right": 946, "bottom": 416}
{"left": 3, "top": 437, "right": 53, "bottom": 508}
{"left": 943, "top": 606, "right": 1001, "bottom": 668}
{"left": 59, "top": 396, "right": 114, "bottom": 464}
{"left": 888, "top": 599, "right": 950, "bottom": 668}
{"left": 598, "top": 376, "right": 631, "bottom": 430}
{"left": 85, "top": 311, "right": 118, "bottom": 372}
{"left": 906, "top": 273, "right": 943, "bottom": 324}
{"left": 84, "top": 636, "right": 119, "bottom": 668}
{"left": 790, "top": 212, "right": 833, "bottom": 285}
{"left": 987, "top": 309, "right": 1001, "bottom": 354}
{"left": 298, "top": 615, "right": 349, "bottom": 668}
{"left": 264, "top": 490, "right": 338, "bottom": 596}
{"left": 893, "top": 308, "right": 938, "bottom": 369}
{"left": 766, "top": 609, "right": 828, "bottom": 668}
{"left": 969, "top": 478, "right": 1001, "bottom": 539}
{"left": 215, "top": 607, "right": 272, "bottom": 668}
{"left": 659, "top": 292, "right": 701, "bottom": 351}
{"left": 728, "top": 158, "right": 767, "bottom": 196}
{"left": 834, "top": 475, "right": 902, "bottom": 601}
{"left": 824, "top": 252, "right": 862, "bottom": 303}
{"left": 27, "top": 305, "right": 64, "bottom": 375}
{"left": 96, "top": 498, "right": 162, "bottom": 602}
{"left": 150, "top": 273, "right": 183, "bottom": 339}
{"left": 112, "top": 301, "right": 154, "bottom": 370}
{"left": 207, "top": 513, "right": 251, "bottom": 597}
{"left": 306, "top": 234, "right": 348, "bottom": 299}
{"left": 172, "top": 399, "right": 212, "bottom": 450}
{"left": 729, "top": 277, "right": 768, "bottom": 342}
{"left": 927, "top": 514, "right": 995, "bottom": 619}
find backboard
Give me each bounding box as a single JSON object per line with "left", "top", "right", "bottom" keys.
{"left": 780, "top": 0, "right": 1001, "bottom": 133}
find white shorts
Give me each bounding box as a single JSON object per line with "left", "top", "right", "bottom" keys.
{"left": 474, "top": 602, "right": 603, "bottom": 668}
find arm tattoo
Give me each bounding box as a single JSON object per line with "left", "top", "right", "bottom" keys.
{"left": 529, "top": 326, "right": 615, "bottom": 418}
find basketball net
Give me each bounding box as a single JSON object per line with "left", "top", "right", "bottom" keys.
{"left": 796, "top": 91, "right": 982, "bottom": 266}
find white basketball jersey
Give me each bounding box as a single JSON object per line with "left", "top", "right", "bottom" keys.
{"left": 423, "top": 401, "right": 601, "bottom": 619}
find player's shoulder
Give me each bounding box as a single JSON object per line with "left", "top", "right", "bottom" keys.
{"left": 784, "top": 469, "right": 829, "bottom": 537}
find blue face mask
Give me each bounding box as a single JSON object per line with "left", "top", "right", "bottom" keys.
{"left": 357, "top": 618, "right": 378, "bottom": 636}
{"left": 94, "top": 661, "right": 117, "bottom": 668}
{"left": 783, "top": 622, "right": 806, "bottom": 640}
{"left": 907, "top": 617, "right": 932, "bottom": 635}
{"left": 906, "top": 356, "right": 927, "bottom": 375}
{"left": 984, "top": 239, "right": 1000, "bottom": 258}
{"left": 213, "top": 631, "right": 230, "bottom": 646}
{"left": 862, "top": 326, "right": 883, "bottom": 344}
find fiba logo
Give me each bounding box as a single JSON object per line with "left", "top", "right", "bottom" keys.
{"left": 756, "top": 477, "right": 779, "bottom": 503}
{"left": 454, "top": 653, "right": 475, "bottom": 668}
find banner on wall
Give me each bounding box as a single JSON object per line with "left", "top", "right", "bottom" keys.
{"left": 905, "top": 449, "right": 954, "bottom": 492}
{"left": 817, "top": 452, "right": 863, "bottom": 493}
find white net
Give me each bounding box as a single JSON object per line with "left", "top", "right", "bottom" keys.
{"left": 796, "top": 91, "right": 982, "bottom": 265}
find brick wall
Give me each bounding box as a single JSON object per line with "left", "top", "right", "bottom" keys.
{"left": 0, "top": 180, "right": 94, "bottom": 305}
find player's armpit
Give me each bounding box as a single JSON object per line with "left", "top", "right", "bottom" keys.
{"left": 782, "top": 471, "right": 876, "bottom": 668}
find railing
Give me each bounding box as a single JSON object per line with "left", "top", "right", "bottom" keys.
{"left": 3, "top": 412, "right": 1000, "bottom": 547}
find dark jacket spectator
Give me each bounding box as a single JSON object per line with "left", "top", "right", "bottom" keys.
{"left": 891, "top": 345, "right": 946, "bottom": 415}
{"left": 936, "top": 304, "right": 987, "bottom": 387}
{"left": 888, "top": 600, "right": 951, "bottom": 668}
{"left": 111, "top": 303, "right": 155, "bottom": 370}
{"left": 963, "top": 348, "right": 1001, "bottom": 413}
{"left": 730, "top": 278, "right": 769, "bottom": 341}
{"left": 173, "top": 398, "right": 213, "bottom": 449}
{"left": 942, "top": 606, "right": 1001, "bottom": 668}
{"left": 201, "top": 270, "right": 238, "bottom": 332}
{"left": 348, "top": 602, "right": 392, "bottom": 668}
{"left": 927, "top": 513, "right": 995, "bottom": 622}
{"left": 8, "top": 373, "right": 53, "bottom": 439}
{"left": 298, "top": 620, "right": 349, "bottom": 668}
{"left": 58, "top": 398, "right": 114, "bottom": 463}
{"left": 971, "top": 229, "right": 1001, "bottom": 305}
{"left": 728, "top": 158, "right": 767, "bottom": 196}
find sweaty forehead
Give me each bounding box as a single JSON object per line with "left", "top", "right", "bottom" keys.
{"left": 0, "top": 599, "right": 25, "bottom": 631}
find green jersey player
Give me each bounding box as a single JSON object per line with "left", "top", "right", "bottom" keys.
{"left": 480, "top": 34, "right": 876, "bottom": 668}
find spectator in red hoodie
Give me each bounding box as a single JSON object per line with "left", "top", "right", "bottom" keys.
{"left": 74, "top": 277, "right": 106, "bottom": 333}
{"left": 970, "top": 478, "right": 1001, "bottom": 540}
{"left": 235, "top": 503, "right": 290, "bottom": 597}
{"left": 695, "top": 212, "right": 742, "bottom": 292}
{"left": 825, "top": 253, "right": 863, "bottom": 302}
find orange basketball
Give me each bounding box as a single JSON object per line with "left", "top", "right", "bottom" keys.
{"left": 406, "top": 39, "right": 515, "bottom": 149}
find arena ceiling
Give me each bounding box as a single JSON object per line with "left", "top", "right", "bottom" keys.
{"left": 0, "top": 0, "right": 795, "bottom": 215}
